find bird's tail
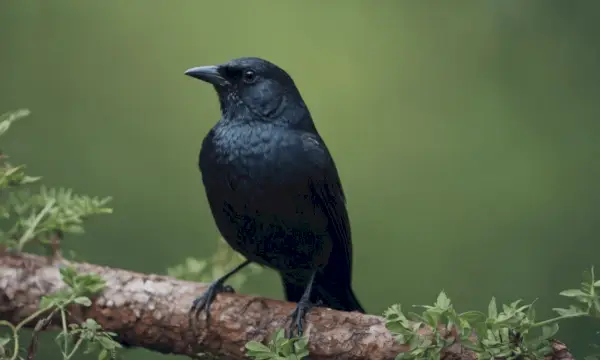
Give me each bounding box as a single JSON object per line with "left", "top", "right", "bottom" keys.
{"left": 282, "top": 274, "right": 365, "bottom": 313}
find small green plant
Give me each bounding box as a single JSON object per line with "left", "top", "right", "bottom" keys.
{"left": 0, "top": 265, "right": 121, "bottom": 360}
{"left": 0, "top": 109, "right": 118, "bottom": 360}
{"left": 167, "top": 236, "right": 263, "bottom": 291}
{"left": 42, "top": 267, "right": 121, "bottom": 360}
{"left": 384, "top": 267, "right": 600, "bottom": 360}
{"left": 0, "top": 110, "right": 112, "bottom": 254}
{"left": 245, "top": 329, "right": 309, "bottom": 360}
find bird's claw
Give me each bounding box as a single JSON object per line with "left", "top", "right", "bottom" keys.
{"left": 189, "top": 281, "right": 235, "bottom": 325}
{"left": 287, "top": 299, "right": 313, "bottom": 338}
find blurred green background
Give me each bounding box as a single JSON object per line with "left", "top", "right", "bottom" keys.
{"left": 1, "top": 0, "right": 599, "bottom": 358}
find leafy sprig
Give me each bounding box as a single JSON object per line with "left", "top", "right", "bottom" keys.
{"left": 0, "top": 109, "right": 113, "bottom": 253}
{"left": 5, "top": 187, "right": 112, "bottom": 251}
{"left": 384, "top": 267, "right": 600, "bottom": 360}
{"left": 245, "top": 329, "right": 309, "bottom": 360}
{"left": 0, "top": 266, "right": 120, "bottom": 360}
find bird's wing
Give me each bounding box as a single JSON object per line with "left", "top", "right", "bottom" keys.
{"left": 300, "top": 132, "right": 353, "bottom": 280}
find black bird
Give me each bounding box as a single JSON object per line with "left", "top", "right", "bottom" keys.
{"left": 185, "top": 57, "right": 365, "bottom": 336}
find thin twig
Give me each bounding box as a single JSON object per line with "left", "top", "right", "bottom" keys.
{"left": 26, "top": 308, "right": 59, "bottom": 360}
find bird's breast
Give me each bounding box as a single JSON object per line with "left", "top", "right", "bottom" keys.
{"left": 198, "top": 123, "right": 331, "bottom": 271}
{"left": 202, "top": 123, "right": 302, "bottom": 188}
{"left": 199, "top": 123, "right": 322, "bottom": 221}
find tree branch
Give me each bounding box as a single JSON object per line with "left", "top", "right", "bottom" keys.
{"left": 0, "top": 252, "right": 574, "bottom": 360}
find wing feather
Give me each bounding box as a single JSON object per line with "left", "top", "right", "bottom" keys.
{"left": 301, "top": 132, "right": 353, "bottom": 281}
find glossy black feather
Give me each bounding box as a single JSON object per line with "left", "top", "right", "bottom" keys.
{"left": 188, "top": 57, "right": 365, "bottom": 329}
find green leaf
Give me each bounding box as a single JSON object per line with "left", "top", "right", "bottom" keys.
{"left": 0, "top": 109, "right": 30, "bottom": 137}
{"left": 541, "top": 323, "right": 559, "bottom": 340}
{"left": 0, "top": 335, "right": 10, "bottom": 347}
{"left": 509, "top": 299, "right": 523, "bottom": 309}
{"left": 246, "top": 340, "right": 277, "bottom": 360}
{"left": 74, "top": 296, "right": 92, "bottom": 306}
{"left": 83, "top": 341, "right": 99, "bottom": 354}
{"left": 459, "top": 310, "right": 485, "bottom": 324}
{"left": 383, "top": 304, "right": 405, "bottom": 320}
{"left": 394, "top": 353, "right": 407, "bottom": 360}
{"left": 273, "top": 328, "right": 286, "bottom": 345}
{"left": 97, "top": 335, "right": 121, "bottom": 350}
{"left": 423, "top": 310, "right": 438, "bottom": 327}
{"left": 559, "top": 289, "right": 588, "bottom": 298}
{"left": 279, "top": 339, "right": 294, "bottom": 356}
{"left": 488, "top": 297, "right": 497, "bottom": 319}
{"left": 83, "top": 318, "right": 102, "bottom": 331}
{"left": 39, "top": 295, "right": 58, "bottom": 309}
{"left": 21, "top": 175, "right": 42, "bottom": 184}
{"left": 593, "top": 280, "right": 600, "bottom": 287}
{"left": 407, "top": 311, "right": 425, "bottom": 324}
{"left": 552, "top": 305, "right": 586, "bottom": 317}
{"left": 59, "top": 266, "right": 78, "bottom": 287}
{"left": 526, "top": 302, "right": 537, "bottom": 322}
{"left": 245, "top": 341, "right": 271, "bottom": 353}
{"left": 293, "top": 337, "right": 309, "bottom": 359}
{"left": 435, "top": 291, "right": 451, "bottom": 310}
{"left": 73, "top": 273, "right": 106, "bottom": 295}
{"left": 97, "top": 349, "right": 108, "bottom": 360}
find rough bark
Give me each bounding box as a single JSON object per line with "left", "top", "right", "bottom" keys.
{"left": 0, "top": 252, "right": 574, "bottom": 360}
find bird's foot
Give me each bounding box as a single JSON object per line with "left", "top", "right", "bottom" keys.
{"left": 189, "top": 281, "right": 235, "bottom": 325}
{"left": 286, "top": 298, "right": 313, "bottom": 338}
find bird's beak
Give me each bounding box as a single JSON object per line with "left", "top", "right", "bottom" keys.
{"left": 184, "top": 65, "right": 229, "bottom": 86}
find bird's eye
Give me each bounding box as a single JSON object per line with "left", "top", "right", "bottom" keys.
{"left": 242, "top": 69, "right": 257, "bottom": 84}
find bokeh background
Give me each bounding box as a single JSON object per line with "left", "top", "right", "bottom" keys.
{"left": 1, "top": 1, "right": 599, "bottom": 359}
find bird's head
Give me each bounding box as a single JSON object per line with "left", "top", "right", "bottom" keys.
{"left": 185, "top": 57, "right": 313, "bottom": 129}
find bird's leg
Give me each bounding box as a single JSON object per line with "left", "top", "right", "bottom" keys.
{"left": 189, "top": 259, "right": 251, "bottom": 325}
{"left": 287, "top": 270, "right": 317, "bottom": 338}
